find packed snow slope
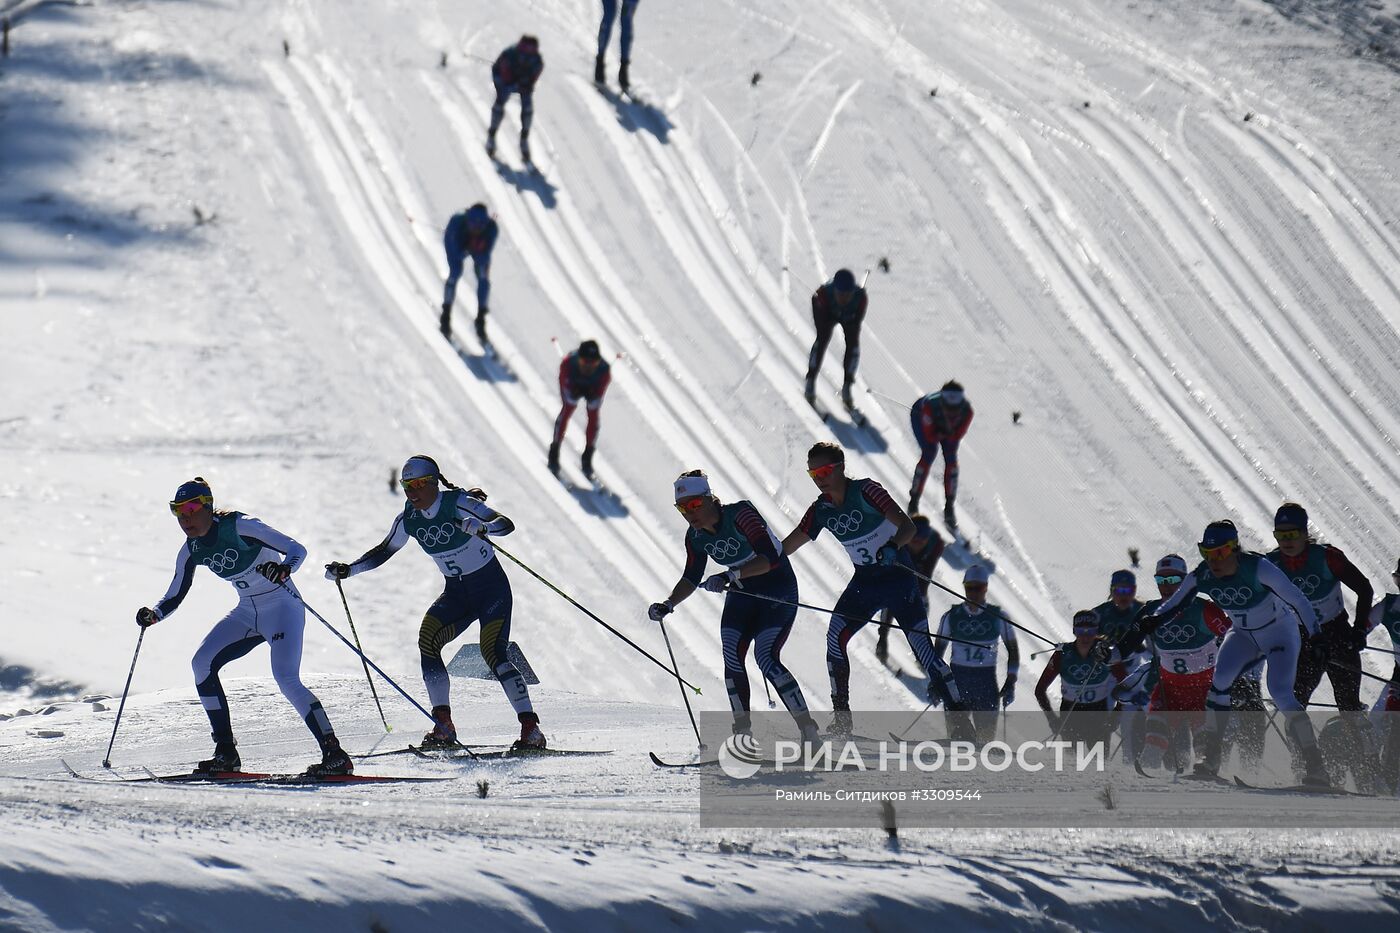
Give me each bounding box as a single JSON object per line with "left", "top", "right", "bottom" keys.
{"left": 2, "top": 0, "right": 1400, "bottom": 927}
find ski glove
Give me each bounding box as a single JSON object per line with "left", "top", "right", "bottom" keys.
{"left": 324, "top": 562, "right": 351, "bottom": 581}
{"left": 701, "top": 569, "right": 739, "bottom": 593}
{"left": 135, "top": 607, "right": 159, "bottom": 628}
{"left": 1089, "top": 639, "right": 1113, "bottom": 665}
{"left": 999, "top": 676, "right": 1016, "bottom": 709}
{"left": 256, "top": 562, "right": 292, "bottom": 584}
{"left": 647, "top": 601, "right": 673, "bottom": 622}
{"left": 875, "top": 543, "right": 900, "bottom": 567}
{"left": 461, "top": 516, "right": 488, "bottom": 539}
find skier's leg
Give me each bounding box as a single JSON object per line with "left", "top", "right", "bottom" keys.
{"left": 553, "top": 400, "right": 578, "bottom": 446}
{"left": 908, "top": 402, "right": 938, "bottom": 510}
{"left": 892, "top": 595, "right": 958, "bottom": 704}
{"left": 473, "top": 255, "right": 490, "bottom": 314}
{"left": 443, "top": 243, "right": 463, "bottom": 309}
{"left": 1326, "top": 636, "right": 1365, "bottom": 710}
{"left": 720, "top": 596, "right": 753, "bottom": 726}
{"left": 1293, "top": 630, "right": 1326, "bottom": 707}
{"left": 417, "top": 586, "right": 473, "bottom": 709}
{"left": 941, "top": 439, "right": 961, "bottom": 507}
{"left": 839, "top": 317, "right": 861, "bottom": 390}
{"left": 191, "top": 607, "right": 264, "bottom": 744}
{"left": 620, "top": 0, "right": 639, "bottom": 61}
{"left": 476, "top": 571, "right": 532, "bottom": 719}
{"left": 519, "top": 91, "right": 534, "bottom": 140}
{"left": 752, "top": 595, "right": 810, "bottom": 719}
{"left": 260, "top": 597, "right": 335, "bottom": 744}
{"left": 487, "top": 81, "right": 509, "bottom": 138}
{"left": 805, "top": 313, "right": 835, "bottom": 384}
{"left": 597, "top": 0, "right": 618, "bottom": 58}
{"left": 584, "top": 399, "right": 602, "bottom": 448}
{"left": 826, "top": 583, "right": 872, "bottom": 709}
{"left": 1197, "top": 630, "right": 1256, "bottom": 771}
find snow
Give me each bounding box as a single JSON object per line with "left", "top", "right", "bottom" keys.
{"left": 2, "top": 0, "right": 1399, "bottom": 927}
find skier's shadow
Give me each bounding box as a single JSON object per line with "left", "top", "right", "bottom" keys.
{"left": 495, "top": 162, "right": 558, "bottom": 209}
{"left": 596, "top": 87, "right": 673, "bottom": 144}
{"left": 563, "top": 484, "right": 630, "bottom": 519}
{"left": 451, "top": 342, "right": 518, "bottom": 384}
{"left": 828, "top": 419, "right": 888, "bottom": 454}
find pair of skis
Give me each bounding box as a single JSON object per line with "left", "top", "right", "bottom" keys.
{"left": 61, "top": 759, "right": 443, "bottom": 786}
{"left": 356, "top": 744, "right": 610, "bottom": 762}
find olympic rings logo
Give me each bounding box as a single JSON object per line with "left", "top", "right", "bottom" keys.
{"left": 1294, "top": 574, "right": 1324, "bottom": 597}
{"left": 1065, "top": 661, "right": 1098, "bottom": 682}
{"left": 415, "top": 523, "right": 459, "bottom": 547}
{"left": 955, "top": 617, "right": 994, "bottom": 638}
{"left": 825, "top": 510, "right": 865, "bottom": 536}
{"left": 1154, "top": 623, "right": 1200, "bottom": 645}
{"left": 704, "top": 538, "right": 742, "bottom": 560}
{"left": 1209, "top": 585, "right": 1255, "bottom": 607}
{"left": 202, "top": 548, "right": 241, "bottom": 574}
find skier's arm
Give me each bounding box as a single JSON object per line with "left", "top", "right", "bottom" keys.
{"left": 781, "top": 503, "right": 820, "bottom": 556}
{"left": 559, "top": 358, "right": 577, "bottom": 404}
{"left": 152, "top": 545, "right": 197, "bottom": 620}
{"left": 953, "top": 404, "right": 974, "bottom": 441}
{"left": 933, "top": 612, "right": 951, "bottom": 663}
{"left": 667, "top": 534, "right": 706, "bottom": 606}
{"left": 865, "top": 480, "right": 915, "bottom": 548}
{"left": 732, "top": 504, "right": 777, "bottom": 579}
{"left": 588, "top": 364, "right": 612, "bottom": 408}
{"left": 459, "top": 495, "right": 514, "bottom": 537}
{"left": 1035, "top": 653, "right": 1062, "bottom": 712}
{"left": 1325, "top": 545, "right": 1373, "bottom": 629}
{"left": 345, "top": 514, "right": 410, "bottom": 577}
{"left": 235, "top": 515, "right": 307, "bottom": 574}
{"left": 1203, "top": 601, "right": 1231, "bottom": 638}
{"left": 1002, "top": 621, "right": 1020, "bottom": 680}
{"left": 1259, "top": 558, "right": 1321, "bottom": 636}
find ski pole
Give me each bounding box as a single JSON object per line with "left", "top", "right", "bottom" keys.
{"left": 889, "top": 702, "right": 935, "bottom": 742}
{"left": 658, "top": 618, "right": 705, "bottom": 750}
{"left": 761, "top": 672, "right": 775, "bottom": 709}
{"left": 900, "top": 565, "right": 1060, "bottom": 647}
{"left": 491, "top": 540, "right": 701, "bottom": 693}
{"left": 102, "top": 628, "right": 145, "bottom": 768}
{"left": 728, "top": 587, "right": 1007, "bottom": 656}
{"left": 279, "top": 586, "right": 480, "bottom": 757}
{"left": 337, "top": 579, "right": 390, "bottom": 733}
{"left": 1328, "top": 658, "right": 1395, "bottom": 687}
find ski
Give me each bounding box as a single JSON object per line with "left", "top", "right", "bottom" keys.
{"left": 1231, "top": 775, "right": 1372, "bottom": 797}
{"left": 352, "top": 744, "right": 503, "bottom": 760}
{"left": 61, "top": 760, "right": 446, "bottom": 785}
{"left": 415, "top": 745, "right": 610, "bottom": 761}
{"left": 648, "top": 751, "right": 773, "bottom": 769}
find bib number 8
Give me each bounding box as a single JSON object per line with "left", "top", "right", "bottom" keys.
{"left": 1173, "top": 658, "right": 1188, "bottom": 674}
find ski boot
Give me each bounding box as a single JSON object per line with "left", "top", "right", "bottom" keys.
{"left": 829, "top": 697, "right": 854, "bottom": 737}
{"left": 514, "top": 712, "right": 547, "bottom": 751}
{"left": 841, "top": 382, "right": 855, "bottom": 411}
{"left": 304, "top": 735, "right": 353, "bottom": 776}
{"left": 520, "top": 133, "right": 532, "bottom": 165}
{"left": 485, "top": 133, "right": 497, "bottom": 160}
{"left": 421, "top": 705, "right": 458, "bottom": 750}
{"left": 618, "top": 58, "right": 631, "bottom": 94}
{"left": 798, "top": 716, "right": 821, "bottom": 748}
{"left": 944, "top": 500, "right": 958, "bottom": 530}
{"left": 1192, "top": 727, "right": 1223, "bottom": 779}
{"left": 1300, "top": 745, "right": 1331, "bottom": 787}
{"left": 547, "top": 441, "right": 561, "bottom": 476}
{"left": 475, "top": 308, "right": 488, "bottom": 344}
{"left": 594, "top": 54, "right": 606, "bottom": 85}
{"left": 803, "top": 373, "right": 817, "bottom": 404}
{"left": 196, "top": 738, "right": 240, "bottom": 774}
{"left": 440, "top": 303, "right": 452, "bottom": 339}
{"left": 731, "top": 712, "right": 753, "bottom": 741}
{"left": 581, "top": 446, "right": 596, "bottom": 479}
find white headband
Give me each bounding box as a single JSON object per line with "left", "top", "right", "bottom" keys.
{"left": 402, "top": 457, "right": 438, "bottom": 481}
{"left": 673, "top": 474, "right": 711, "bottom": 501}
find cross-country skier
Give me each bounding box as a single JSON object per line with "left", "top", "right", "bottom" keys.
{"left": 1364, "top": 558, "right": 1400, "bottom": 790}
{"left": 1136, "top": 554, "right": 1231, "bottom": 772}
{"left": 647, "top": 471, "right": 820, "bottom": 743}
{"left": 1034, "top": 610, "right": 1125, "bottom": 747}
{"left": 1264, "top": 502, "right": 1373, "bottom": 711}
{"left": 1144, "top": 519, "right": 1329, "bottom": 783}
{"left": 780, "top": 442, "right": 962, "bottom": 732}
{"left": 549, "top": 339, "right": 611, "bottom": 479}
{"left": 595, "top": 0, "right": 640, "bottom": 92}
{"left": 933, "top": 564, "right": 1019, "bottom": 740}
{"left": 907, "top": 380, "right": 973, "bottom": 529}
{"left": 1092, "top": 568, "right": 1152, "bottom": 762}
{"left": 487, "top": 36, "right": 544, "bottom": 164}
{"left": 135, "top": 478, "right": 352, "bottom": 775}
{"left": 441, "top": 203, "right": 499, "bottom": 342}
{"left": 803, "top": 269, "right": 867, "bottom": 413}
{"left": 324, "top": 456, "right": 545, "bottom": 751}
{"left": 875, "top": 514, "right": 945, "bottom": 666}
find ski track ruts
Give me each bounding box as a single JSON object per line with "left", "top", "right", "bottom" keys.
{"left": 420, "top": 71, "right": 903, "bottom": 696}
{"left": 264, "top": 58, "right": 697, "bottom": 699}
{"left": 1069, "top": 103, "right": 1400, "bottom": 527}
{"left": 572, "top": 75, "right": 1060, "bottom": 652}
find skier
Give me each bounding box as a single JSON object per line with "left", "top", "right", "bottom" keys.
{"left": 549, "top": 339, "right": 611, "bottom": 479}
{"left": 487, "top": 35, "right": 544, "bottom": 164}
{"left": 1364, "top": 559, "right": 1400, "bottom": 789}
{"left": 1092, "top": 568, "right": 1153, "bottom": 762}
{"left": 595, "top": 0, "right": 640, "bottom": 92}
{"left": 441, "top": 203, "right": 499, "bottom": 342}
{"left": 1136, "top": 554, "right": 1231, "bottom": 772}
{"left": 875, "top": 514, "right": 945, "bottom": 666}
{"left": 135, "top": 478, "right": 352, "bottom": 775}
{"left": 780, "top": 442, "right": 962, "bottom": 733}
{"left": 647, "top": 471, "right": 820, "bottom": 743}
{"left": 1144, "top": 519, "right": 1329, "bottom": 783}
{"left": 803, "top": 268, "right": 867, "bottom": 412}
{"left": 907, "top": 380, "right": 973, "bottom": 528}
{"left": 1034, "top": 610, "right": 1125, "bottom": 747}
{"left": 324, "top": 456, "right": 545, "bottom": 751}
{"left": 933, "top": 564, "right": 1019, "bottom": 741}
{"left": 1264, "top": 502, "right": 1373, "bottom": 711}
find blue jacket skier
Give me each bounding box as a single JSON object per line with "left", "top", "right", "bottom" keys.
{"left": 441, "top": 203, "right": 499, "bottom": 341}
{"left": 595, "top": 0, "right": 640, "bottom": 92}
{"left": 487, "top": 36, "right": 544, "bottom": 164}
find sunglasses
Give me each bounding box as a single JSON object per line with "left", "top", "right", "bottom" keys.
{"left": 674, "top": 495, "right": 708, "bottom": 514}
{"left": 1198, "top": 541, "right": 1237, "bottom": 560}
{"left": 1154, "top": 574, "right": 1184, "bottom": 586}
{"left": 169, "top": 496, "right": 211, "bottom": 516}
{"left": 400, "top": 475, "right": 437, "bottom": 492}
{"left": 942, "top": 392, "right": 965, "bottom": 405}
{"left": 807, "top": 462, "right": 841, "bottom": 480}
{"left": 1112, "top": 585, "right": 1136, "bottom": 596}
{"left": 964, "top": 582, "right": 988, "bottom": 591}
{"left": 1273, "top": 528, "right": 1305, "bottom": 542}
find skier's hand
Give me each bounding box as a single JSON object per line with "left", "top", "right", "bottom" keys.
{"left": 1000, "top": 677, "right": 1016, "bottom": 709}
{"left": 1347, "top": 623, "right": 1369, "bottom": 653}
{"left": 256, "top": 562, "right": 292, "bottom": 584}
{"left": 701, "top": 569, "right": 738, "bottom": 593}
{"left": 1089, "top": 639, "right": 1113, "bottom": 665}
{"left": 135, "top": 607, "right": 160, "bottom": 628}
{"left": 647, "top": 601, "right": 673, "bottom": 622}
{"left": 875, "top": 543, "right": 900, "bottom": 567}
{"left": 461, "top": 516, "right": 488, "bottom": 539}
{"left": 324, "top": 562, "right": 351, "bottom": 581}
{"left": 1306, "top": 635, "right": 1329, "bottom": 670}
